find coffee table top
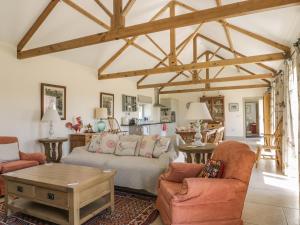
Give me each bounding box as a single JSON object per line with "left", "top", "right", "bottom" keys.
{"left": 3, "top": 164, "right": 116, "bottom": 191}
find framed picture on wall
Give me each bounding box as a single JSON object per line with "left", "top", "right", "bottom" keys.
{"left": 228, "top": 103, "right": 239, "bottom": 112}
{"left": 100, "top": 92, "right": 114, "bottom": 118}
{"left": 41, "top": 83, "right": 66, "bottom": 120}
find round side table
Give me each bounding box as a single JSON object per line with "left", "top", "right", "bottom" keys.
{"left": 38, "top": 137, "right": 68, "bottom": 163}
{"left": 178, "top": 143, "right": 216, "bottom": 164}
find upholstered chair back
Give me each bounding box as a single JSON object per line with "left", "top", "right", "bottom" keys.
{"left": 0, "top": 136, "right": 19, "bottom": 146}
{"left": 212, "top": 141, "right": 255, "bottom": 184}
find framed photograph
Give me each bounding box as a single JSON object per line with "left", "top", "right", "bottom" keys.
{"left": 41, "top": 83, "right": 66, "bottom": 120}
{"left": 229, "top": 103, "right": 239, "bottom": 112}
{"left": 100, "top": 92, "right": 114, "bottom": 118}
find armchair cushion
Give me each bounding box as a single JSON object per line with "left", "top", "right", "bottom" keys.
{"left": 161, "top": 163, "right": 204, "bottom": 183}
{"left": 173, "top": 178, "right": 245, "bottom": 203}
{"left": 19, "top": 152, "right": 46, "bottom": 164}
{"left": 1, "top": 160, "right": 39, "bottom": 173}
{"left": 198, "top": 159, "right": 224, "bottom": 178}
{"left": 0, "top": 142, "right": 20, "bottom": 163}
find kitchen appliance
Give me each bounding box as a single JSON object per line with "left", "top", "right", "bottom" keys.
{"left": 153, "top": 88, "right": 165, "bottom": 108}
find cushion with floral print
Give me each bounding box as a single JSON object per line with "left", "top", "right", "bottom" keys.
{"left": 198, "top": 159, "right": 225, "bottom": 178}
{"left": 98, "top": 133, "right": 119, "bottom": 154}
{"left": 153, "top": 136, "right": 171, "bottom": 158}
{"left": 138, "top": 135, "right": 157, "bottom": 158}
{"left": 87, "top": 135, "right": 102, "bottom": 153}
{"left": 115, "top": 140, "right": 138, "bottom": 156}
{"left": 118, "top": 135, "right": 143, "bottom": 156}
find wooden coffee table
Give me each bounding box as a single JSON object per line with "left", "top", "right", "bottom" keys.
{"left": 3, "top": 164, "right": 116, "bottom": 225}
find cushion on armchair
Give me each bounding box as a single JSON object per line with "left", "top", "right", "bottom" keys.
{"left": 0, "top": 143, "right": 20, "bottom": 163}
{"left": 198, "top": 159, "right": 225, "bottom": 178}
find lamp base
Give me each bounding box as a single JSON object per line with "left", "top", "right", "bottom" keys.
{"left": 96, "top": 120, "right": 106, "bottom": 132}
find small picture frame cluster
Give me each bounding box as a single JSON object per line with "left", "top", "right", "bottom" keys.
{"left": 41, "top": 83, "right": 66, "bottom": 120}
{"left": 229, "top": 103, "right": 239, "bottom": 112}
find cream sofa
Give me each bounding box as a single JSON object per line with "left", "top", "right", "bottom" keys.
{"left": 62, "top": 134, "right": 183, "bottom": 194}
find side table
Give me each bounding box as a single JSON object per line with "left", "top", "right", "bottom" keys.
{"left": 178, "top": 143, "right": 216, "bottom": 164}
{"left": 38, "top": 137, "right": 68, "bottom": 163}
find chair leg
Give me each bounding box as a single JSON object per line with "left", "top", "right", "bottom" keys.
{"left": 256, "top": 146, "right": 261, "bottom": 168}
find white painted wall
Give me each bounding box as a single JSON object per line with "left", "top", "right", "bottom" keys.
{"left": 163, "top": 88, "right": 267, "bottom": 137}
{"left": 0, "top": 42, "right": 154, "bottom": 155}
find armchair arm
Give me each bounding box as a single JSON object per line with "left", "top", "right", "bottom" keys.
{"left": 19, "top": 151, "right": 46, "bottom": 164}
{"left": 161, "top": 163, "right": 204, "bottom": 183}
{"left": 173, "top": 178, "right": 245, "bottom": 203}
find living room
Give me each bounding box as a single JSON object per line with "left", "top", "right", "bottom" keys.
{"left": 0, "top": 1, "right": 300, "bottom": 225}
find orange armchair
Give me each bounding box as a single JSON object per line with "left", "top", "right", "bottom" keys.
{"left": 157, "top": 141, "right": 255, "bottom": 225}
{"left": 0, "top": 136, "right": 46, "bottom": 195}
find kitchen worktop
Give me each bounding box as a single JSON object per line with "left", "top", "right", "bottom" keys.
{"left": 121, "top": 121, "right": 175, "bottom": 126}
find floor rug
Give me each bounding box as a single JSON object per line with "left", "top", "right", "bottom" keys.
{"left": 0, "top": 191, "right": 158, "bottom": 225}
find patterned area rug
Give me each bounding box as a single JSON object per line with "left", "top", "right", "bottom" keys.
{"left": 0, "top": 191, "right": 158, "bottom": 225}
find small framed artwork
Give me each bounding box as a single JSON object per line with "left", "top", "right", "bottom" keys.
{"left": 229, "top": 103, "right": 239, "bottom": 112}
{"left": 100, "top": 92, "right": 114, "bottom": 118}
{"left": 41, "top": 83, "right": 66, "bottom": 120}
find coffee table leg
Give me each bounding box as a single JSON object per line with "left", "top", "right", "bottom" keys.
{"left": 69, "top": 192, "right": 80, "bottom": 225}
{"left": 4, "top": 182, "right": 10, "bottom": 219}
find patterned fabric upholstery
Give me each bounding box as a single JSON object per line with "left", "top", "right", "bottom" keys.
{"left": 198, "top": 159, "right": 225, "bottom": 178}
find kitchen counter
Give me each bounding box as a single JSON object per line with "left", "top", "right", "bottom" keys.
{"left": 121, "top": 121, "right": 174, "bottom": 126}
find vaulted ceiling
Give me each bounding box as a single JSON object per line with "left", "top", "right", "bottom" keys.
{"left": 1, "top": 0, "right": 300, "bottom": 93}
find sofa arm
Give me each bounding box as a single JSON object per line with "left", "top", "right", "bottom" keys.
{"left": 72, "top": 145, "right": 88, "bottom": 153}
{"left": 19, "top": 152, "right": 46, "bottom": 164}
{"left": 161, "top": 163, "right": 204, "bottom": 183}
{"left": 173, "top": 178, "right": 245, "bottom": 203}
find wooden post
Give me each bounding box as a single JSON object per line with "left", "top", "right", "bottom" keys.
{"left": 192, "top": 36, "right": 198, "bottom": 80}
{"left": 169, "top": 1, "right": 176, "bottom": 66}
{"left": 206, "top": 52, "right": 210, "bottom": 88}
{"left": 112, "top": 0, "right": 124, "bottom": 29}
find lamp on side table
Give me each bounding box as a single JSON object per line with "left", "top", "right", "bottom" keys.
{"left": 186, "top": 102, "right": 212, "bottom": 146}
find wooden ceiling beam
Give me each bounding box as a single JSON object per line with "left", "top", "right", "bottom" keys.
{"left": 94, "top": 0, "right": 112, "bottom": 18}
{"left": 123, "top": 0, "right": 136, "bottom": 17}
{"left": 159, "top": 84, "right": 270, "bottom": 94}
{"left": 220, "top": 21, "right": 290, "bottom": 53}
{"left": 62, "top": 0, "right": 110, "bottom": 30}
{"left": 169, "top": 1, "right": 177, "bottom": 66}
{"left": 137, "top": 73, "right": 273, "bottom": 89}
{"left": 112, "top": 0, "right": 125, "bottom": 29}
{"left": 198, "top": 34, "right": 277, "bottom": 73}
{"left": 18, "top": 0, "right": 300, "bottom": 59}
{"left": 17, "top": 0, "right": 60, "bottom": 51}
{"left": 99, "top": 52, "right": 286, "bottom": 80}
{"left": 99, "top": 2, "right": 170, "bottom": 74}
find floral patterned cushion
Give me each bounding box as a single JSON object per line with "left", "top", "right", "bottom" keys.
{"left": 139, "top": 135, "right": 157, "bottom": 158}
{"left": 153, "top": 136, "right": 171, "bottom": 158}
{"left": 99, "top": 133, "right": 119, "bottom": 154}
{"left": 198, "top": 159, "right": 225, "bottom": 178}
{"left": 118, "top": 135, "right": 143, "bottom": 155}
{"left": 88, "top": 133, "right": 118, "bottom": 154}
{"left": 87, "top": 135, "right": 102, "bottom": 153}
{"left": 115, "top": 140, "right": 137, "bottom": 156}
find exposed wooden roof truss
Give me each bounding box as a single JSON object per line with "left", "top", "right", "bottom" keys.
{"left": 17, "top": 0, "right": 300, "bottom": 93}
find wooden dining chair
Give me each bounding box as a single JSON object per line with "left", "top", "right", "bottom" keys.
{"left": 256, "top": 118, "right": 283, "bottom": 170}
{"left": 212, "top": 126, "right": 225, "bottom": 145}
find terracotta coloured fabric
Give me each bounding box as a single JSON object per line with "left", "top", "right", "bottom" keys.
{"left": 156, "top": 141, "right": 255, "bottom": 225}
{"left": 1, "top": 160, "right": 39, "bottom": 173}
{"left": 19, "top": 152, "right": 46, "bottom": 164}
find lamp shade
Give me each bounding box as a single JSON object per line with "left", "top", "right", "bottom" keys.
{"left": 42, "top": 107, "right": 61, "bottom": 122}
{"left": 186, "top": 102, "right": 212, "bottom": 121}
{"left": 95, "top": 108, "right": 108, "bottom": 119}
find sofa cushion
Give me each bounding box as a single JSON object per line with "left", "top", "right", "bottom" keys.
{"left": 0, "top": 143, "right": 20, "bottom": 163}
{"left": 153, "top": 137, "right": 171, "bottom": 158}
{"left": 62, "top": 150, "right": 115, "bottom": 169}
{"left": 115, "top": 140, "right": 137, "bottom": 156}
{"left": 139, "top": 136, "right": 156, "bottom": 158}
{"left": 99, "top": 133, "right": 118, "bottom": 154}
{"left": 1, "top": 160, "right": 38, "bottom": 173}
{"left": 159, "top": 180, "right": 182, "bottom": 202}
{"left": 87, "top": 135, "right": 102, "bottom": 153}
{"left": 119, "top": 135, "right": 143, "bottom": 156}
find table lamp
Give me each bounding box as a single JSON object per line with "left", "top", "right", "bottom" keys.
{"left": 186, "top": 102, "right": 212, "bottom": 146}
{"left": 42, "top": 105, "right": 61, "bottom": 139}
{"left": 95, "top": 108, "right": 108, "bottom": 132}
